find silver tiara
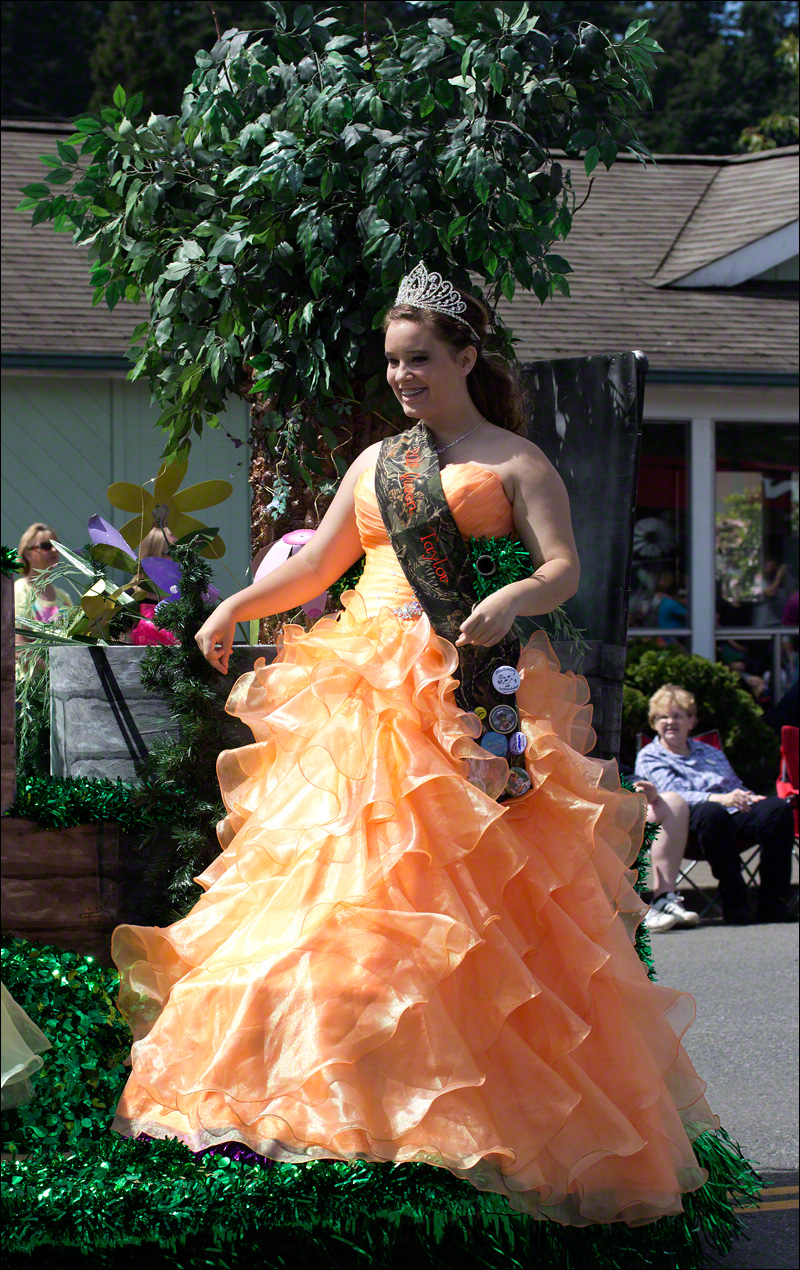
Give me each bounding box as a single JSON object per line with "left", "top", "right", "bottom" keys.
{"left": 394, "top": 262, "right": 481, "bottom": 342}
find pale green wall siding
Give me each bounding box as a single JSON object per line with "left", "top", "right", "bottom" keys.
{"left": 1, "top": 375, "right": 252, "bottom": 598}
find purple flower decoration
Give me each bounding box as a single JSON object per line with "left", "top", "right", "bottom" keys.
{"left": 140, "top": 556, "right": 182, "bottom": 595}
{"left": 88, "top": 514, "right": 134, "bottom": 554}
{"left": 140, "top": 555, "right": 220, "bottom": 610}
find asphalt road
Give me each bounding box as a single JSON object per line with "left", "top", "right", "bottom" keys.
{"left": 650, "top": 908, "right": 799, "bottom": 1270}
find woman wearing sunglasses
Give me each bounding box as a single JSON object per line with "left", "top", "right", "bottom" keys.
{"left": 14, "top": 522, "right": 71, "bottom": 653}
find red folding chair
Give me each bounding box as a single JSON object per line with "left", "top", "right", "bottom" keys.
{"left": 776, "top": 725, "right": 799, "bottom": 908}
{"left": 776, "top": 725, "right": 799, "bottom": 836}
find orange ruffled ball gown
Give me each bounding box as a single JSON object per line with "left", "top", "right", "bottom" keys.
{"left": 111, "top": 463, "right": 717, "bottom": 1226}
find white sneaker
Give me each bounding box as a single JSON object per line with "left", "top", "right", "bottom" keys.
{"left": 651, "top": 891, "right": 701, "bottom": 929}
{"left": 643, "top": 905, "right": 678, "bottom": 933}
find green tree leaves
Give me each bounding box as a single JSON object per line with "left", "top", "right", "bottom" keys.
{"left": 18, "top": 0, "right": 658, "bottom": 507}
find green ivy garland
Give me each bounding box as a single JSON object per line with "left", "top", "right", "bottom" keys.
{"left": 327, "top": 555, "right": 366, "bottom": 608}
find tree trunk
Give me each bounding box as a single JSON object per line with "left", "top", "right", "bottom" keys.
{"left": 244, "top": 374, "right": 395, "bottom": 641}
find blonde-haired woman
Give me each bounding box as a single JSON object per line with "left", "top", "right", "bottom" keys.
{"left": 14, "top": 523, "right": 72, "bottom": 653}
{"left": 635, "top": 683, "right": 795, "bottom": 924}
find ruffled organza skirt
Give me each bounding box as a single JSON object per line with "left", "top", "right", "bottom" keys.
{"left": 111, "top": 592, "right": 717, "bottom": 1225}
{"left": 1, "top": 982, "right": 52, "bottom": 1110}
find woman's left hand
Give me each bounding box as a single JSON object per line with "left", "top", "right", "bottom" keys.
{"left": 456, "top": 591, "right": 518, "bottom": 648}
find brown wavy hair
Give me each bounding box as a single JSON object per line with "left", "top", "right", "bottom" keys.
{"left": 383, "top": 290, "right": 527, "bottom": 435}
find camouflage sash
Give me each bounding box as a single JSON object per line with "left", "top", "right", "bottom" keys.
{"left": 374, "top": 422, "right": 521, "bottom": 717}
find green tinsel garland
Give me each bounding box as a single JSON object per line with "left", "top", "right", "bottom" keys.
{"left": 6, "top": 774, "right": 185, "bottom": 834}
{"left": 1, "top": 544, "right": 24, "bottom": 576}
{"left": 620, "top": 772, "right": 658, "bottom": 982}
{"left": 1, "top": 939, "right": 128, "bottom": 1155}
{"left": 469, "top": 534, "right": 589, "bottom": 656}
{"left": 0, "top": 1121, "right": 761, "bottom": 1269}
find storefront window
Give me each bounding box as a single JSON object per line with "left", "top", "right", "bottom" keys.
{"left": 628, "top": 422, "right": 690, "bottom": 633}
{"left": 715, "top": 422, "right": 799, "bottom": 708}
{"left": 715, "top": 423, "right": 799, "bottom": 628}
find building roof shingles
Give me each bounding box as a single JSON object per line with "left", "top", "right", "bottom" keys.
{"left": 652, "top": 150, "right": 799, "bottom": 285}
{"left": 2, "top": 121, "right": 798, "bottom": 377}
{"left": 502, "top": 147, "right": 798, "bottom": 374}
{"left": 2, "top": 122, "right": 143, "bottom": 358}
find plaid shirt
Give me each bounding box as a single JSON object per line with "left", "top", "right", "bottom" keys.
{"left": 634, "top": 738, "right": 746, "bottom": 812}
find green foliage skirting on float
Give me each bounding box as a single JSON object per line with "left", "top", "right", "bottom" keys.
{"left": 1, "top": 1121, "right": 760, "bottom": 1269}
{"left": 7, "top": 773, "right": 180, "bottom": 834}
{"left": 1, "top": 939, "right": 129, "bottom": 1155}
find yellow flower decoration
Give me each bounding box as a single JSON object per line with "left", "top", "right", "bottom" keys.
{"left": 107, "top": 461, "right": 232, "bottom": 559}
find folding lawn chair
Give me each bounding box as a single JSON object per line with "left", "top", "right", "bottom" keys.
{"left": 636, "top": 729, "right": 761, "bottom": 919}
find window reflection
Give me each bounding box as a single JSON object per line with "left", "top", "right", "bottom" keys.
{"left": 715, "top": 423, "right": 799, "bottom": 628}
{"left": 629, "top": 422, "right": 690, "bottom": 632}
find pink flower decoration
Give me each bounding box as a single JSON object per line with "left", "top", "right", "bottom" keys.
{"left": 128, "top": 605, "right": 180, "bottom": 646}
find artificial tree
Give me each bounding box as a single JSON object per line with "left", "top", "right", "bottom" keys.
{"left": 19, "top": 0, "right": 661, "bottom": 574}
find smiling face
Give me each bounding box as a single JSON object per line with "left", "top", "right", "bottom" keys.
{"left": 653, "top": 700, "right": 695, "bottom": 752}
{"left": 384, "top": 319, "right": 477, "bottom": 420}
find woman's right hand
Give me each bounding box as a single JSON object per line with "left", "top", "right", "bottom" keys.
{"left": 195, "top": 600, "right": 237, "bottom": 674}
{"left": 708, "top": 788, "right": 762, "bottom": 810}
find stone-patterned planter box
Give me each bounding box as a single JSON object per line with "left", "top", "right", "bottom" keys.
{"left": 50, "top": 644, "right": 277, "bottom": 785}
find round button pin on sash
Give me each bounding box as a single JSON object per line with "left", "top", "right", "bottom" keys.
{"left": 491, "top": 665, "right": 521, "bottom": 695}
{"left": 489, "top": 704, "right": 518, "bottom": 734}
{"left": 480, "top": 731, "right": 509, "bottom": 758}
{"left": 505, "top": 768, "right": 532, "bottom": 797}
{"left": 474, "top": 707, "right": 487, "bottom": 721}
{"left": 508, "top": 731, "right": 528, "bottom": 756}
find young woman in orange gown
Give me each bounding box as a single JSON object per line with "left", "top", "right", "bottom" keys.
{"left": 111, "top": 268, "right": 717, "bottom": 1226}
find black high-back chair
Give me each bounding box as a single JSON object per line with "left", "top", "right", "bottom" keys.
{"left": 520, "top": 351, "right": 648, "bottom": 762}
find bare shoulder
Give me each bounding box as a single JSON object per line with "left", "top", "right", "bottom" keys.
{"left": 484, "top": 429, "right": 564, "bottom": 495}
{"left": 345, "top": 439, "right": 385, "bottom": 483}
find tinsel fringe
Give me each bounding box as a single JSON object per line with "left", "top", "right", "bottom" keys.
{"left": 5, "top": 773, "right": 186, "bottom": 834}
{"left": 1, "top": 544, "right": 24, "bottom": 576}
{"left": 1, "top": 1127, "right": 760, "bottom": 1269}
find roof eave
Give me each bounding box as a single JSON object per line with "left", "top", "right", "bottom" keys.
{"left": 654, "top": 219, "right": 799, "bottom": 288}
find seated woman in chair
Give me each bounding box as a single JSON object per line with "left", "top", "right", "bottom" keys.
{"left": 628, "top": 778, "right": 697, "bottom": 933}
{"left": 635, "top": 685, "right": 796, "bottom": 925}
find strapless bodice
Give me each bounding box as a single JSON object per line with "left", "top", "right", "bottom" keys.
{"left": 353, "top": 463, "right": 514, "bottom": 616}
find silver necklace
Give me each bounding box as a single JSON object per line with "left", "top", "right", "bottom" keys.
{"left": 434, "top": 417, "right": 487, "bottom": 455}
